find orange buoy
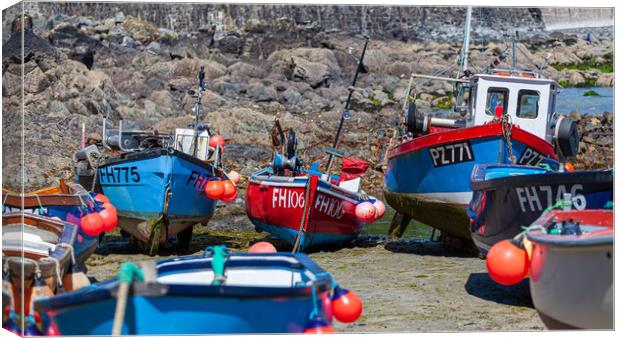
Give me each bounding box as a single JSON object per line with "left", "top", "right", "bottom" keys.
{"left": 331, "top": 286, "right": 362, "bottom": 323}
{"left": 93, "top": 194, "right": 110, "bottom": 204}
{"left": 209, "top": 135, "right": 225, "bottom": 150}
{"left": 486, "top": 239, "right": 529, "bottom": 286}
{"left": 322, "top": 291, "right": 333, "bottom": 323}
{"left": 205, "top": 180, "right": 225, "bottom": 200}
{"left": 372, "top": 200, "right": 386, "bottom": 219}
{"left": 355, "top": 202, "right": 376, "bottom": 223}
{"left": 564, "top": 162, "right": 575, "bottom": 173}
{"left": 248, "top": 241, "right": 277, "bottom": 253}
{"left": 102, "top": 202, "right": 117, "bottom": 213}
{"left": 303, "top": 318, "right": 335, "bottom": 333}
{"left": 220, "top": 190, "right": 238, "bottom": 203}
{"left": 228, "top": 170, "right": 241, "bottom": 184}
{"left": 99, "top": 207, "right": 118, "bottom": 232}
{"left": 80, "top": 212, "right": 104, "bottom": 237}
{"left": 222, "top": 180, "right": 236, "bottom": 199}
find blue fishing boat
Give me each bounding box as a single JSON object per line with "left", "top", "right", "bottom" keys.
{"left": 2, "top": 180, "right": 99, "bottom": 265}
{"left": 34, "top": 248, "right": 346, "bottom": 335}
{"left": 467, "top": 164, "right": 613, "bottom": 255}
{"left": 73, "top": 67, "right": 230, "bottom": 254}
{"left": 383, "top": 10, "right": 578, "bottom": 242}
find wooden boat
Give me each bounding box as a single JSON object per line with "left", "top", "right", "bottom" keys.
{"left": 526, "top": 209, "right": 613, "bottom": 329}
{"left": 468, "top": 164, "right": 613, "bottom": 255}
{"left": 34, "top": 249, "right": 347, "bottom": 335}
{"left": 2, "top": 179, "right": 99, "bottom": 265}
{"left": 72, "top": 68, "right": 230, "bottom": 255}
{"left": 246, "top": 38, "right": 385, "bottom": 251}
{"left": 383, "top": 9, "right": 577, "bottom": 242}
{"left": 2, "top": 213, "right": 78, "bottom": 316}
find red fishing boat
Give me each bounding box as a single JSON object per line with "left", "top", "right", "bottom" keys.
{"left": 246, "top": 37, "right": 385, "bottom": 251}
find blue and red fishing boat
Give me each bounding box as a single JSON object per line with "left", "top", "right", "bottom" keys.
{"left": 467, "top": 164, "right": 613, "bottom": 254}
{"left": 246, "top": 37, "right": 385, "bottom": 251}
{"left": 383, "top": 11, "right": 580, "bottom": 242}
{"left": 34, "top": 246, "right": 362, "bottom": 335}
{"left": 73, "top": 67, "right": 235, "bottom": 255}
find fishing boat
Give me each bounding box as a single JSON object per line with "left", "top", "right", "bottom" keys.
{"left": 468, "top": 164, "right": 613, "bottom": 254}
{"left": 526, "top": 209, "right": 613, "bottom": 329}
{"left": 2, "top": 213, "right": 80, "bottom": 334}
{"left": 384, "top": 7, "right": 578, "bottom": 242}
{"left": 34, "top": 247, "right": 360, "bottom": 335}
{"left": 2, "top": 180, "right": 101, "bottom": 265}
{"left": 72, "top": 67, "right": 234, "bottom": 255}
{"left": 246, "top": 37, "right": 385, "bottom": 251}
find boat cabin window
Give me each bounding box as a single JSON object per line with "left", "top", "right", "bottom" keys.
{"left": 516, "top": 90, "right": 540, "bottom": 119}
{"left": 485, "top": 88, "right": 508, "bottom": 115}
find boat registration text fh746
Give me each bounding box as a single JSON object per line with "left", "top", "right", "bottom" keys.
{"left": 516, "top": 184, "right": 586, "bottom": 213}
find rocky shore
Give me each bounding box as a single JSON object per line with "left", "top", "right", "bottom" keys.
{"left": 2, "top": 4, "right": 614, "bottom": 191}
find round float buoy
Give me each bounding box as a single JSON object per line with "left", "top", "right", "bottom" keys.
{"left": 486, "top": 239, "right": 529, "bottom": 286}
{"left": 221, "top": 180, "right": 236, "bottom": 199}
{"left": 99, "top": 207, "right": 118, "bottom": 232}
{"left": 355, "top": 202, "right": 376, "bottom": 223}
{"left": 80, "top": 212, "right": 105, "bottom": 236}
{"left": 209, "top": 135, "right": 225, "bottom": 151}
{"left": 303, "top": 318, "right": 335, "bottom": 334}
{"left": 228, "top": 170, "right": 241, "bottom": 184}
{"left": 372, "top": 200, "right": 386, "bottom": 219}
{"left": 248, "top": 241, "right": 277, "bottom": 253}
{"left": 564, "top": 162, "right": 575, "bottom": 173}
{"left": 220, "top": 191, "right": 238, "bottom": 203}
{"left": 205, "top": 180, "right": 225, "bottom": 199}
{"left": 102, "top": 202, "right": 117, "bottom": 213}
{"left": 331, "top": 286, "right": 363, "bottom": 323}
{"left": 322, "top": 292, "right": 333, "bottom": 323}
{"left": 94, "top": 193, "right": 110, "bottom": 204}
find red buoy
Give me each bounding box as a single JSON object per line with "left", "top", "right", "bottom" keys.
{"left": 102, "top": 202, "right": 117, "bottom": 213}
{"left": 372, "top": 200, "right": 386, "bottom": 219}
{"left": 220, "top": 191, "right": 238, "bottom": 203}
{"left": 486, "top": 239, "right": 529, "bottom": 286}
{"left": 205, "top": 180, "right": 225, "bottom": 200}
{"left": 94, "top": 194, "right": 110, "bottom": 204}
{"left": 331, "top": 286, "right": 363, "bottom": 323}
{"left": 564, "top": 162, "right": 575, "bottom": 173}
{"left": 248, "top": 241, "right": 277, "bottom": 253}
{"left": 221, "top": 180, "right": 236, "bottom": 199}
{"left": 80, "top": 212, "right": 104, "bottom": 236}
{"left": 494, "top": 105, "right": 504, "bottom": 118}
{"left": 355, "top": 202, "right": 376, "bottom": 223}
{"left": 303, "top": 318, "right": 335, "bottom": 334}
{"left": 209, "top": 135, "right": 225, "bottom": 151}
{"left": 99, "top": 207, "right": 118, "bottom": 232}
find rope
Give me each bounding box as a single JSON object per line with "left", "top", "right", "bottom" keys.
{"left": 204, "top": 246, "right": 228, "bottom": 286}
{"left": 307, "top": 282, "right": 320, "bottom": 320}
{"left": 44, "top": 256, "right": 63, "bottom": 289}
{"left": 491, "top": 112, "right": 515, "bottom": 164}
{"left": 112, "top": 262, "right": 144, "bottom": 335}
{"left": 2, "top": 193, "right": 9, "bottom": 212}
{"left": 292, "top": 176, "right": 315, "bottom": 253}
{"left": 542, "top": 199, "right": 573, "bottom": 214}
{"left": 33, "top": 194, "right": 47, "bottom": 215}
{"left": 604, "top": 201, "right": 613, "bottom": 209}
{"left": 56, "top": 242, "right": 76, "bottom": 265}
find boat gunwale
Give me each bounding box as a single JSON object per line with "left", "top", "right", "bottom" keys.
{"left": 386, "top": 122, "right": 557, "bottom": 161}
{"left": 99, "top": 148, "right": 218, "bottom": 175}
{"left": 469, "top": 164, "right": 614, "bottom": 192}
{"left": 35, "top": 253, "right": 332, "bottom": 312}
{"left": 526, "top": 210, "right": 614, "bottom": 248}
{"left": 2, "top": 182, "right": 92, "bottom": 208}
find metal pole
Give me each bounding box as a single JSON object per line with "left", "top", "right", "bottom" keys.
{"left": 192, "top": 66, "right": 206, "bottom": 158}
{"left": 326, "top": 36, "right": 369, "bottom": 171}
{"left": 511, "top": 33, "right": 517, "bottom": 70}
{"left": 462, "top": 6, "right": 472, "bottom": 73}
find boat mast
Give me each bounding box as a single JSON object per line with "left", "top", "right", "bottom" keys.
{"left": 457, "top": 6, "right": 472, "bottom": 78}
{"left": 192, "top": 66, "right": 206, "bottom": 157}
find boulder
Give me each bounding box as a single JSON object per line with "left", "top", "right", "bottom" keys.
{"left": 247, "top": 82, "right": 277, "bottom": 102}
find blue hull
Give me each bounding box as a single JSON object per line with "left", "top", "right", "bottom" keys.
{"left": 35, "top": 253, "right": 334, "bottom": 335}
{"left": 254, "top": 219, "right": 358, "bottom": 248}
{"left": 468, "top": 164, "right": 613, "bottom": 255}
{"left": 98, "top": 149, "right": 218, "bottom": 244}
{"left": 384, "top": 131, "right": 558, "bottom": 239}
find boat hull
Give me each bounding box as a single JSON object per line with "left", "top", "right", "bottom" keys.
{"left": 526, "top": 210, "right": 613, "bottom": 329}
{"left": 98, "top": 149, "right": 218, "bottom": 245}
{"left": 35, "top": 253, "right": 333, "bottom": 335}
{"left": 384, "top": 123, "right": 557, "bottom": 240}
{"left": 246, "top": 175, "right": 369, "bottom": 249}
{"left": 468, "top": 165, "right": 613, "bottom": 254}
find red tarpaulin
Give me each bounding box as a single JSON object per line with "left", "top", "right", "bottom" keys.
{"left": 340, "top": 157, "right": 369, "bottom": 181}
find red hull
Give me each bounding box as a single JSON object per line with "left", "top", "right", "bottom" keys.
{"left": 246, "top": 177, "right": 364, "bottom": 238}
